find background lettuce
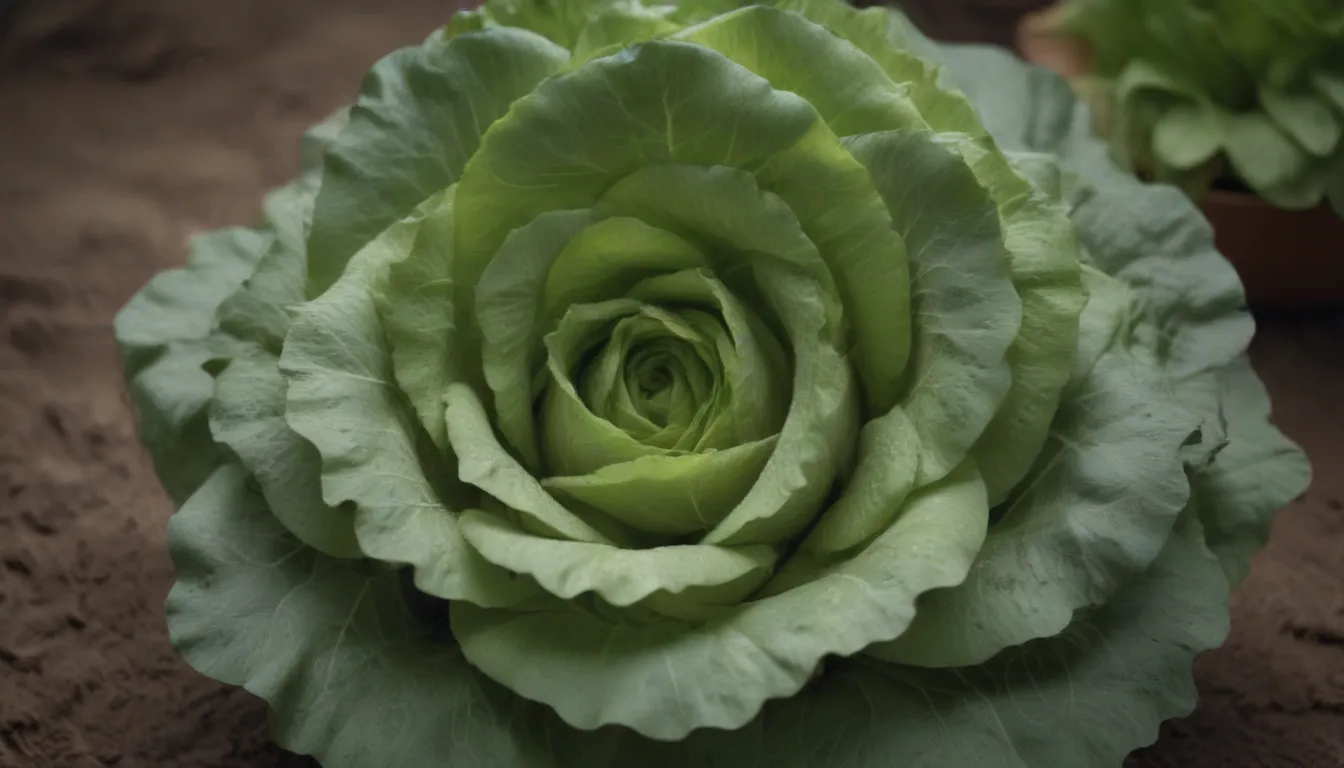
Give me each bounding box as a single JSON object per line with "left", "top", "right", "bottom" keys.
{"left": 1047, "top": 0, "right": 1344, "bottom": 215}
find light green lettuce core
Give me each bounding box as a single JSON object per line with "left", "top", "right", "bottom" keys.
{"left": 577, "top": 307, "right": 721, "bottom": 442}
{"left": 114, "top": 0, "right": 1309, "bottom": 766}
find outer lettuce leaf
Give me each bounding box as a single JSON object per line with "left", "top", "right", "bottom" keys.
{"left": 380, "top": 187, "right": 461, "bottom": 451}
{"left": 1190, "top": 358, "right": 1312, "bottom": 588}
{"left": 116, "top": 105, "right": 353, "bottom": 505}
{"left": 209, "top": 341, "right": 361, "bottom": 559}
{"left": 844, "top": 129, "right": 1020, "bottom": 487}
{"left": 115, "top": 108, "right": 348, "bottom": 504}
{"left": 116, "top": 227, "right": 271, "bottom": 365}
{"left": 214, "top": 107, "right": 348, "bottom": 353}
{"left": 114, "top": 227, "right": 270, "bottom": 503}
{"left": 167, "top": 461, "right": 1226, "bottom": 768}
{"left": 447, "top": 0, "right": 646, "bottom": 49}
{"left": 281, "top": 200, "right": 537, "bottom": 609}
{"left": 936, "top": 37, "right": 1307, "bottom": 590}
{"left": 677, "top": 6, "right": 929, "bottom": 134}
{"left": 765, "top": 0, "right": 1086, "bottom": 503}
{"left": 572, "top": 5, "right": 682, "bottom": 62}
{"left": 306, "top": 29, "right": 569, "bottom": 296}
{"left": 165, "top": 464, "right": 550, "bottom": 767}
{"left": 950, "top": 140, "right": 1086, "bottom": 505}
{"left": 869, "top": 268, "right": 1198, "bottom": 667}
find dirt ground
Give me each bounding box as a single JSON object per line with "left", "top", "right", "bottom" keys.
{"left": 1, "top": 1, "right": 1341, "bottom": 766}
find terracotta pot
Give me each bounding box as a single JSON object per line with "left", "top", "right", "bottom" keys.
{"left": 1201, "top": 191, "right": 1344, "bottom": 307}
{"left": 1016, "top": 6, "right": 1344, "bottom": 309}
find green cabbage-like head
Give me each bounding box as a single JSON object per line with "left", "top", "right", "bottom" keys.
{"left": 1050, "top": 0, "right": 1344, "bottom": 214}
{"left": 114, "top": 0, "right": 1309, "bottom": 765}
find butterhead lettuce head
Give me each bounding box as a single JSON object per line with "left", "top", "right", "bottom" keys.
{"left": 1049, "top": 0, "right": 1344, "bottom": 214}
{"left": 115, "top": 0, "right": 1310, "bottom": 765}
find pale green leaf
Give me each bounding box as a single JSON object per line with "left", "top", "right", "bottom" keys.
{"left": 542, "top": 217, "right": 708, "bottom": 326}
{"left": 307, "top": 29, "right": 569, "bottom": 296}
{"left": 115, "top": 226, "right": 273, "bottom": 502}
{"left": 215, "top": 109, "right": 349, "bottom": 353}
{"left": 577, "top": 306, "right": 720, "bottom": 448}
{"left": 541, "top": 301, "right": 680, "bottom": 476}
{"left": 209, "top": 342, "right": 360, "bottom": 558}
{"left": 700, "top": 263, "right": 857, "bottom": 546}
{"left": 595, "top": 163, "right": 838, "bottom": 317}
{"left": 752, "top": 121, "right": 913, "bottom": 414}
{"left": 164, "top": 461, "right": 1230, "bottom": 768}
{"left": 1256, "top": 162, "right": 1333, "bottom": 209}
{"left": 1224, "top": 112, "right": 1311, "bottom": 191}
{"left": 766, "top": 0, "right": 983, "bottom": 134}
{"left": 447, "top": 0, "right": 629, "bottom": 49}
{"left": 453, "top": 460, "right": 988, "bottom": 740}
{"left": 797, "top": 405, "right": 919, "bottom": 555}
{"left": 445, "top": 382, "right": 617, "bottom": 545}
{"left": 676, "top": 6, "right": 927, "bottom": 136}
{"left": 454, "top": 39, "right": 818, "bottom": 328}
{"left": 123, "top": 343, "right": 228, "bottom": 504}
{"left": 164, "top": 463, "right": 546, "bottom": 767}
{"left": 543, "top": 438, "right": 777, "bottom": 537}
{"left": 1189, "top": 358, "right": 1311, "bottom": 587}
{"left": 281, "top": 218, "right": 530, "bottom": 607}
{"left": 381, "top": 189, "right": 460, "bottom": 449}
{"left": 869, "top": 268, "right": 1197, "bottom": 668}
{"left": 1151, "top": 100, "right": 1228, "bottom": 169}
{"left": 458, "top": 509, "right": 776, "bottom": 606}
{"left": 116, "top": 227, "right": 271, "bottom": 364}
{"left": 845, "top": 129, "right": 1021, "bottom": 487}
{"left": 1312, "top": 71, "right": 1344, "bottom": 112}
{"left": 949, "top": 137, "right": 1087, "bottom": 505}
{"left": 573, "top": 4, "right": 681, "bottom": 61}
{"left": 1260, "top": 86, "right": 1341, "bottom": 157}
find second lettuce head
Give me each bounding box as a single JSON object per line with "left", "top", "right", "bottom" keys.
{"left": 1046, "top": 0, "right": 1344, "bottom": 215}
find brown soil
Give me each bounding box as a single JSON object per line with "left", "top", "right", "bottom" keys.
{"left": 1, "top": 1, "right": 1342, "bottom": 766}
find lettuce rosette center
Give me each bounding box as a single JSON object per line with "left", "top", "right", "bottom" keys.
{"left": 113, "top": 0, "right": 1309, "bottom": 765}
